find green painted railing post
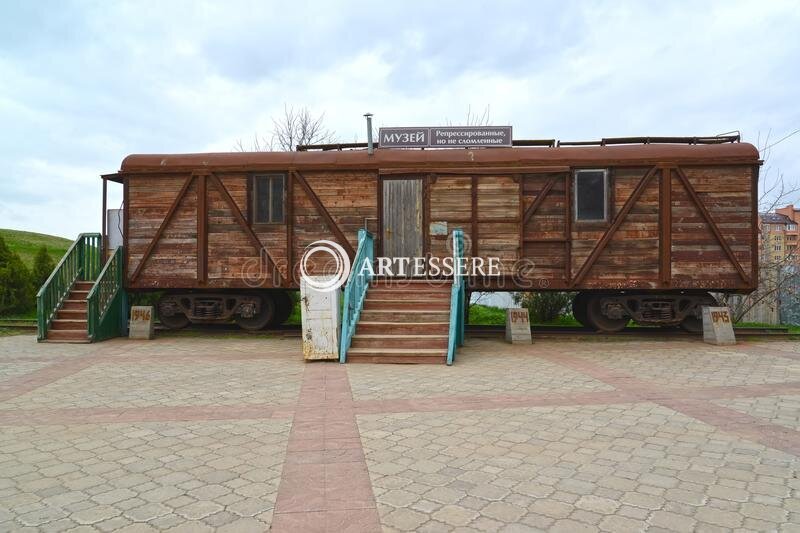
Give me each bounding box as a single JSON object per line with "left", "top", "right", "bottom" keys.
{"left": 79, "top": 235, "right": 87, "bottom": 280}
{"left": 447, "top": 229, "right": 465, "bottom": 365}
{"left": 36, "top": 294, "right": 45, "bottom": 341}
{"left": 458, "top": 287, "right": 466, "bottom": 347}
{"left": 339, "top": 229, "right": 374, "bottom": 363}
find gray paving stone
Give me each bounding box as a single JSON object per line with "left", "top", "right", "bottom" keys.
{"left": 2, "top": 336, "right": 800, "bottom": 532}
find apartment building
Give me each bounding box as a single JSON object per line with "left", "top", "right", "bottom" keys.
{"left": 761, "top": 212, "right": 790, "bottom": 262}
{"left": 776, "top": 204, "right": 800, "bottom": 259}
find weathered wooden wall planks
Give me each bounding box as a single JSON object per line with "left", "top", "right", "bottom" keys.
{"left": 128, "top": 174, "right": 198, "bottom": 286}
{"left": 123, "top": 155, "right": 757, "bottom": 293}
{"left": 382, "top": 178, "right": 423, "bottom": 259}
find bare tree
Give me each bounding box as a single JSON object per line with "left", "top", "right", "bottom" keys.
{"left": 234, "top": 134, "right": 275, "bottom": 153}
{"left": 272, "top": 105, "right": 336, "bottom": 151}
{"left": 718, "top": 129, "right": 800, "bottom": 323}
{"left": 446, "top": 104, "right": 492, "bottom": 127}
{"left": 723, "top": 224, "right": 800, "bottom": 323}
{"left": 234, "top": 105, "right": 336, "bottom": 152}
{"left": 468, "top": 291, "right": 492, "bottom": 312}
{"left": 755, "top": 128, "right": 800, "bottom": 212}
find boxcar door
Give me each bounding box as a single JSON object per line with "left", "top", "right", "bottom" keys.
{"left": 382, "top": 178, "right": 423, "bottom": 261}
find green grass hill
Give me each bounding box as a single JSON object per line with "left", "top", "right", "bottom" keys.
{"left": 0, "top": 229, "right": 72, "bottom": 268}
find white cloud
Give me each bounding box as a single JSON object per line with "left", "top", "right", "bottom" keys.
{"left": 1, "top": 0, "right": 799, "bottom": 239}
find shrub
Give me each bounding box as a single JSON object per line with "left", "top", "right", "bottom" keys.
{"left": 468, "top": 304, "right": 506, "bottom": 325}
{"left": 32, "top": 245, "right": 55, "bottom": 288}
{"left": 514, "top": 291, "right": 574, "bottom": 323}
{"left": 0, "top": 236, "right": 35, "bottom": 316}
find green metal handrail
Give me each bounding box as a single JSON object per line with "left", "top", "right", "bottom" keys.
{"left": 87, "top": 246, "right": 127, "bottom": 342}
{"left": 36, "top": 233, "right": 102, "bottom": 341}
{"left": 447, "top": 229, "right": 466, "bottom": 365}
{"left": 339, "top": 229, "right": 374, "bottom": 363}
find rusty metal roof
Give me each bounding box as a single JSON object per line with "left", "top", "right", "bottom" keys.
{"left": 118, "top": 142, "right": 759, "bottom": 175}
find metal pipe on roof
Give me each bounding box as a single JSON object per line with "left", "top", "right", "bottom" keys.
{"left": 364, "top": 113, "right": 374, "bottom": 155}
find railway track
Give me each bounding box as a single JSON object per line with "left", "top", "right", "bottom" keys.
{"left": 2, "top": 321, "right": 794, "bottom": 339}
{"left": 0, "top": 320, "right": 37, "bottom": 331}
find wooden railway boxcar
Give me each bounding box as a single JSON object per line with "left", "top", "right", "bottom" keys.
{"left": 103, "top": 137, "right": 760, "bottom": 333}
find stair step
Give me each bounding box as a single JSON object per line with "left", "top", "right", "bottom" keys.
{"left": 347, "top": 347, "right": 446, "bottom": 364}
{"left": 69, "top": 290, "right": 90, "bottom": 298}
{"left": 348, "top": 355, "right": 446, "bottom": 364}
{"left": 46, "top": 329, "right": 89, "bottom": 342}
{"left": 73, "top": 281, "right": 94, "bottom": 290}
{"left": 356, "top": 321, "right": 449, "bottom": 335}
{"left": 350, "top": 334, "right": 449, "bottom": 349}
{"left": 366, "top": 289, "right": 451, "bottom": 300}
{"left": 371, "top": 276, "right": 453, "bottom": 283}
{"left": 349, "top": 347, "right": 446, "bottom": 354}
{"left": 348, "top": 347, "right": 446, "bottom": 357}
{"left": 56, "top": 309, "right": 87, "bottom": 320}
{"left": 359, "top": 310, "right": 450, "bottom": 322}
{"left": 62, "top": 300, "right": 88, "bottom": 310}
{"left": 50, "top": 319, "right": 88, "bottom": 331}
{"left": 370, "top": 281, "right": 451, "bottom": 289}
{"left": 362, "top": 299, "right": 450, "bottom": 311}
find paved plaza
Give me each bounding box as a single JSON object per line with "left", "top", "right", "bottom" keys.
{"left": 0, "top": 334, "right": 799, "bottom": 532}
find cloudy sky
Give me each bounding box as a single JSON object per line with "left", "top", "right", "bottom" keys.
{"left": 1, "top": 0, "right": 799, "bottom": 239}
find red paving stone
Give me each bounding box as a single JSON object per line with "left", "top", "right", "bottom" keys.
{"left": 350, "top": 379, "right": 800, "bottom": 417}
{"left": 272, "top": 362, "right": 381, "bottom": 533}
{"left": 0, "top": 356, "right": 98, "bottom": 402}
{"left": 659, "top": 397, "right": 800, "bottom": 456}
{"left": 543, "top": 349, "right": 800, "bottom": 457}
{"left": 353, "top": 390, "right": 638, "bottom": 415}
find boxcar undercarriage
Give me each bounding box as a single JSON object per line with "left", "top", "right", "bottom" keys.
{"left": 571, "top": 290, "right": 718, "bottom": 333}
{"left": 156, "top": 290, "right": 293, "bottom": 330}
{"left": 151, "top": 286, "right": 719, "bottom": 334}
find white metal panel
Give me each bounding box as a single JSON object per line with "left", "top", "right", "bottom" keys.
{"left": 300, "top": 276, "right": 341, "bottom": 360}
{"left": 106, "top": 209, "right": 123, "bottom": 249}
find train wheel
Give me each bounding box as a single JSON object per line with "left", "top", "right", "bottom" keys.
{"left": 157, "top": 295, "right": 190, "bottom": 330}
{"left": 270, "top": 291, "right": 294, "bottom": 326}
{"left": 235, "top": 295, "right": 275, "bottom": 331}
{"left": 585, "top": 294, "right": 628, "bottom": 333}
{"left": 679, "top": 293, "right": 717, "bottom": 334}
{"left": 571, "top": 292, "right": 591, "bottom": 328}
{"left": 679, "top": 316, "right": 703, "bottom": 334}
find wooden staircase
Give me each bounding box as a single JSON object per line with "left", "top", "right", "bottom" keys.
{"left": 347, "top": 279, "right": 452, "bottom": 364}
{"left": 45, "top": 281, "right": 92, "bottom": 343}
{"left": 38, "top": 234, "right": 127, "bottom": 343}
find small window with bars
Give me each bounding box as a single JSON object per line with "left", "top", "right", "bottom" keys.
{"left": 251, "top": 174, "right": 285, "bottom": 224}
{"left": 574, "top": 169, "right": 609, "bottom": 221}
